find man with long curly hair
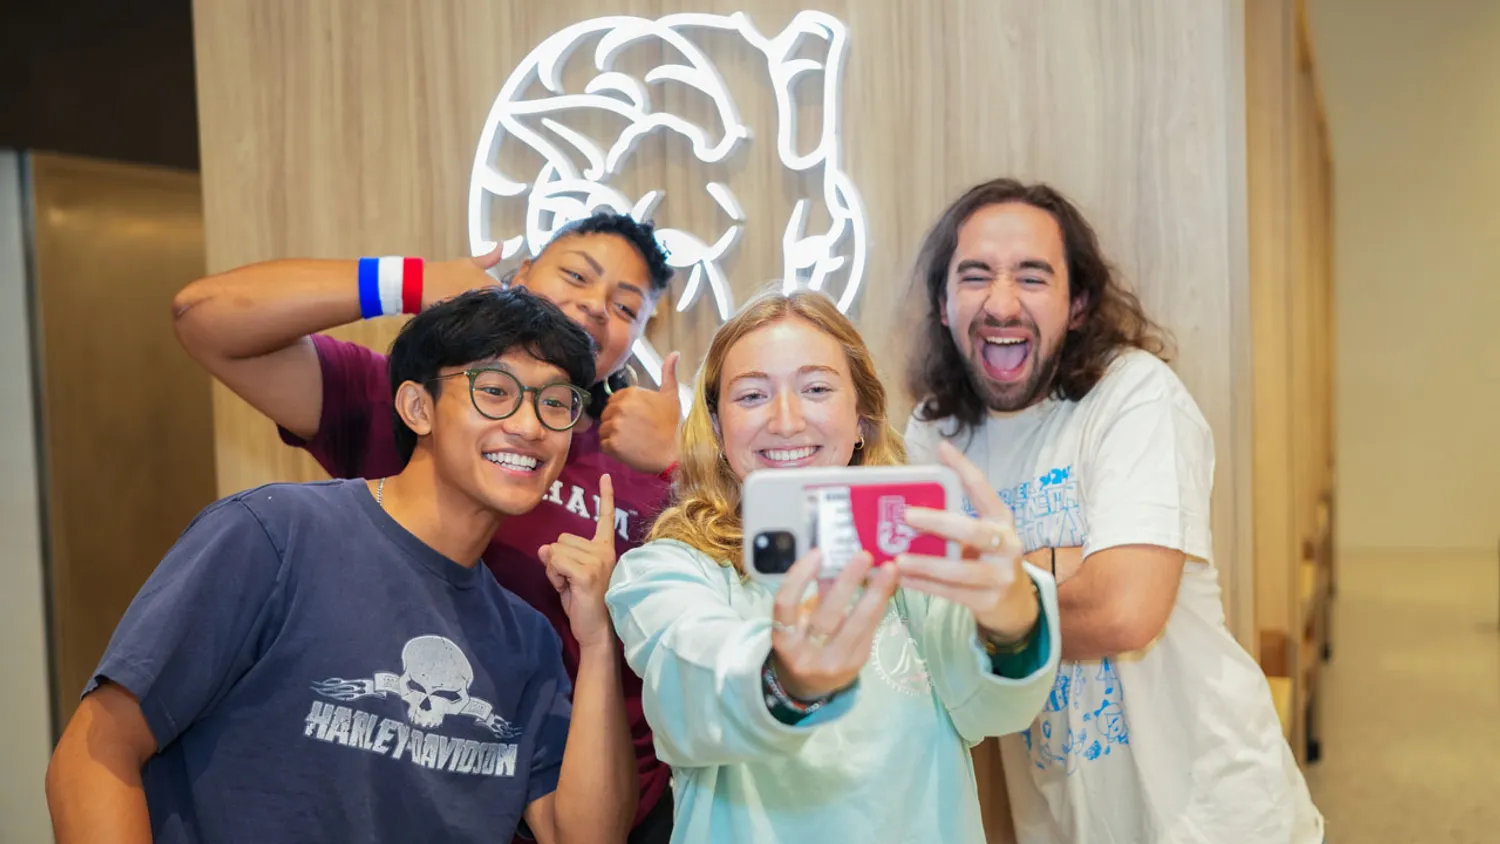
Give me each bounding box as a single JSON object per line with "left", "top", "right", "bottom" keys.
{"left": 902, "top": 178, "right": 1323, "bottom": 844}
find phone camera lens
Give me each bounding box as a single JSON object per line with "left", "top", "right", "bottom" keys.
{"left": 753, "top": 531, "right": 797, "bottom": 575}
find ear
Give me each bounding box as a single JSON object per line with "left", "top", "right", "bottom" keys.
{"left": 394, "top": 381, "right": 436, "bottom": 438}
{"left": 937, "top": 288, "right": 949, "bottom": 328}
{"left": 1068, "top": 291, "right": 1090, "bottom": 330}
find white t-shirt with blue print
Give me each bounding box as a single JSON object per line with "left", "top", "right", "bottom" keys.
{"left": 906, "top": 350, "right": 1323, "bottom": 844}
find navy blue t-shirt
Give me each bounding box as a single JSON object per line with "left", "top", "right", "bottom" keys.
{"left": 88, "top": 479, "right": 572, "bottom": 843}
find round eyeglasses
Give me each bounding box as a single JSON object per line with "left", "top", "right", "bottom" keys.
{"left": 427, "top": 368, "right": 589, "bottom": 432}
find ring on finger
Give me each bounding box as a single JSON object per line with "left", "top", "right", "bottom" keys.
{"left": 977, "top": 524, "right": 1006, "bottom": 551}
{"left": 771, "top": 620, "right": 797, "bottom": 635}
{"left": 807, "top": 630, "right": 830, "bottom": 648}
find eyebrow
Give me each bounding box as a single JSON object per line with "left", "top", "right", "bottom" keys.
{"left": 953, "top": 258, "right": 1056, "bottom": 275}
{"left": 567, "top": 250, "right": 605, "bottom": 276}
{"left": 567, "top": 250, "right": 646, "bottom": 298}
{"left": 468, "top": 361, "right": 570, "bottom": 386}
{"left": 729, "top": 365, "right": 841, "bottom": 385}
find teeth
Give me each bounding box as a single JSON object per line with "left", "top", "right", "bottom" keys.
{"left": 764, "top": 446, "right": 817, "bottom": 462}
{"left": 485, "top": 452, "right": 538, "bottom": 471}
{"left": 983, "top": 337, "right": 1026, "bottom": 345}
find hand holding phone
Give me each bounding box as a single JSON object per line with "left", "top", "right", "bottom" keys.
{"left": 895, "top": 442, "right": 1037, "bottom": 643}
{"left": 767, "top": 549, "right": 899, "bottom": 701}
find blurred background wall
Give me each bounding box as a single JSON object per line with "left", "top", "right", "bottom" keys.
{"left": 1310, "top": 0, "right": 1500, "bottom": 554}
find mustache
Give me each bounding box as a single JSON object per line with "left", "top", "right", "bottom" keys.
{"left": 970, "top": 315, "right": 1039, "bottom": 334}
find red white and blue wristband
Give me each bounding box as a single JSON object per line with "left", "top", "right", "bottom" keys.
{"left": 358, "top": 256, "right": 424, "bottom": 319}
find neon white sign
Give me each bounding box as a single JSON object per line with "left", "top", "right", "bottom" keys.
{"left": 467, "top": 11, "right": 866, "bottom": 400}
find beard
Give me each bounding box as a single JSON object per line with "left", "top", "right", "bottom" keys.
{"left": 961, "top": 317, "right": 1065, "bottom": 413}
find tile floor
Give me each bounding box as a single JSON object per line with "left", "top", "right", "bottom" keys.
{"left": 1304, "top": 548, "right": 1500, "bottom": 843}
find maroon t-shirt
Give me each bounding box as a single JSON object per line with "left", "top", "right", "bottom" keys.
{"left": 280, "top": 334, "right": 672, "bottom": 828}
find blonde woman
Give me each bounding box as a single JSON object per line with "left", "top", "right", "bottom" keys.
{"left": 605, "top": 291, "right": 1060, "bottom": 843}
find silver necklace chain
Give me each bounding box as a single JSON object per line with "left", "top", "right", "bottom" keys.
{"left": 376, "top": 477, "right": 484, "bottom": 568}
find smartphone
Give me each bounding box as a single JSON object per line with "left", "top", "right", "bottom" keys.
{"left": 741, "top": 464, "right": 962, "bottom": 587}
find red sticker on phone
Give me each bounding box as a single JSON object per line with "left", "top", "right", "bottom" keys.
{"left": 825, "top": 481, "right": 948, "bottom": 565}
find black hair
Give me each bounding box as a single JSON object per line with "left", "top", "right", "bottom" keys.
{"left": 542, "top": 210, "right": 675, "bottom": 294}
{"left": 388, "top": 287, "right": 597, "bottom": 464}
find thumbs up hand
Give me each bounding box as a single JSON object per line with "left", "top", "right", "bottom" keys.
{"left": 598, "top": 351, "right": 683, "bottom": 475}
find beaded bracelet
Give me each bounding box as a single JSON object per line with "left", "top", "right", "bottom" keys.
{"left": 761, "top": 657, "right": 834, "bottom": 717}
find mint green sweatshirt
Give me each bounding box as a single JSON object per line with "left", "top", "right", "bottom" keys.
{"left": 605, "top": 539, "right": 1061, "bottom": 844}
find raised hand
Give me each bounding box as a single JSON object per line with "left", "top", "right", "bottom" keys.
{"left": 539, "top": 474, "right": 620, "bottom": 649}
{"left": 599, "top": 350, "right": 683, "bottom": 475}
{"left": 896, "top": 441, "right": 1039, "bottom": 644}
{"left": 420, "top": 243, "right": 507, "bottom": 310}
{"left": 768, "top": 551, "right": 899, "bottom": 701}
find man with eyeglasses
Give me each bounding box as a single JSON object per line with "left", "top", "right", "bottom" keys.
{"left": 171, "top": 212, "right": 681, "bottom": 842}
{"left": 46, "top": 288, "right": 637, "bottom": 844}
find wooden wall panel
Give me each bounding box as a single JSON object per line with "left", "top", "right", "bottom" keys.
{"left": 1244, "top": 0, "right": 1336, "bottom": 756}
{"left": 194, "top": 0, "right": 1255, "bottom": 644}
{"left": 1246, "top": 0, "right": 1298, "bottom": 669}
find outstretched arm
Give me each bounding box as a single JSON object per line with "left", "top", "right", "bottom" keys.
{"left": 897, "top": 442, "right": 1059, "bottom": 742}
{"left": 606, "top": 542, "right": 892, "bottom": 768}
{"left": 172, "top": 250, "right": 502, "bottom": 440}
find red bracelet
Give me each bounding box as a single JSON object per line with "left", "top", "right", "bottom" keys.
{"left": 401, "top": 257, "right": 423, "bottom": 314}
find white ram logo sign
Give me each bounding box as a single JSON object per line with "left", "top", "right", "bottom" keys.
{"left": 467, "top": 10, "right": 867, "bottom": 393}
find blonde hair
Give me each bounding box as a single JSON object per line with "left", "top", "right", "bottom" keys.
{"left": 649, "top": 289, "right": 906, "bottom": 571}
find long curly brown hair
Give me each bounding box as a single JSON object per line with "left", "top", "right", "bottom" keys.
{"left": 906, "top": 178, "right": 1170, "bottom": 435}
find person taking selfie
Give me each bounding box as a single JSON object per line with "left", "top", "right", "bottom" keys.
{"left": 606, "top": 290, "right": 1060, "bottom": 844}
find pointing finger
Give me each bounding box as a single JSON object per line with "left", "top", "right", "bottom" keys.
{"left": 592, "top": 474, "right": 616, "bottom": 544}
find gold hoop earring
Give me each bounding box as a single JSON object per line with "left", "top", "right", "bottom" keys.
{"left": 854, "top": 435, "right": 865, "bottom": 450}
